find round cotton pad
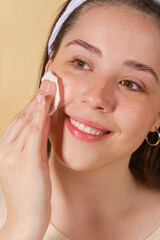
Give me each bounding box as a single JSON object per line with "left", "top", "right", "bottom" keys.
{"left": 41, "top": 71, "right": 60, "bottom": 116}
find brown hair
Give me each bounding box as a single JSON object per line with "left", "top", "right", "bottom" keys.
{"left": 39, "top": 0, "right": 160, "bottom": 188}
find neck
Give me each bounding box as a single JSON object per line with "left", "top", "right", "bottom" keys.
{"left": 49, "top": 148, "right": 142, "bottom": 224}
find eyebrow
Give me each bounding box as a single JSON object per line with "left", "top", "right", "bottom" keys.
{"left": 123, "top": 60, "right": 159, "bottom": 83}
{"left": 65, "top": 39, "right": 102, "bottom": 57}
{"left": 66, "top": 39, "right": 159, "bottom": 84}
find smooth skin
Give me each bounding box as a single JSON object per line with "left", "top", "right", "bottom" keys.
{"left": 0, "top": 4, "right": 160, "bottom": 240}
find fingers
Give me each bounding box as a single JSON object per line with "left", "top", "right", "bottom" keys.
{"left": 0, "top": 97, "right": 37, "bottom": 144}
{"left": 1, "top": 81, "right": 56, "bottom": 153}
{"left": 12, "top": 94, "right": 45, "bottom": 153}
{"left": 23, "top": 81, "right": 56, "bottom": 154}
{"left": 39, "top": 80, "right": 56, "bottom": 114}
{"left": 23, "top": 92, "right": 47, "bottom": 154}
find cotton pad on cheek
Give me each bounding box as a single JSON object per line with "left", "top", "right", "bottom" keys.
{"left": 41, "top": 70, "right": 60, "bottom": 116}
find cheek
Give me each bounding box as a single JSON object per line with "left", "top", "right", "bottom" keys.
{"left": 115, "top": 98, "right": 155, "bottom": 139}
{"left": 63, "top": 76, "right": 80, "bottom": 103}
{"left": 56, "top": 69, "right": 86, "bottom": 105}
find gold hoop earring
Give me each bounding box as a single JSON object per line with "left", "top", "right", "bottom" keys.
{"left": 146, "top": 127, "right": 160, "bottom": 146}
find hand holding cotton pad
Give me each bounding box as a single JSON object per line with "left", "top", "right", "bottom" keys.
{"left": 41, "top": 71, "right": 60, "bottom": 116}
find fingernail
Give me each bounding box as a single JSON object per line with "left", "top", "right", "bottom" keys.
{"left": 40, "top": 81, "right": 51, "bottom": 93}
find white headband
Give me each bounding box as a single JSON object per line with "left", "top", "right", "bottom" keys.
{"left": 48, "top": 0, "right": 160, "bottom": 56}
{"left": 48, "top": 0, "right": 87, "bottom": 56}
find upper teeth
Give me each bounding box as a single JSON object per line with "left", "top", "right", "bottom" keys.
{"left": 70, "top": 118, "right": 105, "bottom": 136}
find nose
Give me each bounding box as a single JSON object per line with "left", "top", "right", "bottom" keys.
{"left": 81, "top": 83, "right": 115, "bottom": 113}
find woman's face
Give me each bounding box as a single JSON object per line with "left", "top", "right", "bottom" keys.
{"left": 47, "top": 5, "right": 160, "bottom": 171}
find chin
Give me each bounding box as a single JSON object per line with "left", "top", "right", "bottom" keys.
{"left": 52, "top": 146, "right": 98, "bottom": 172}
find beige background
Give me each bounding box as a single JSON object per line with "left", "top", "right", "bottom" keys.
{"left": 0, "top": 0, "right": 65, "bottom": 136}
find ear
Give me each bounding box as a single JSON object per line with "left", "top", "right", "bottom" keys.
{"left": 150, "top": 113, "right": 160, "bottom": 132}
{"left": 45, "top": 58, "right": 53, "bottom": 73}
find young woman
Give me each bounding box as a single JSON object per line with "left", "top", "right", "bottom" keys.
{"left": 0, "top": 0, "right": 160, "bottom": 239}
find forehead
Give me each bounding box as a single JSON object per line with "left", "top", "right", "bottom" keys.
{"left": 61, "top": 4, "right": 160, "bottom": 71}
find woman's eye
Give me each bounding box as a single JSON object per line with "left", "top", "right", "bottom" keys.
{"left": 120, "top": 80, "right": 143, "bottom": 91}
{"left": 70, "top": 58, "right": 91, "bottom": 70}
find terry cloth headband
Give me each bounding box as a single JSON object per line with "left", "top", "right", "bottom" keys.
{"left": 48, "top": 0, "right": 87, "bottom": 56}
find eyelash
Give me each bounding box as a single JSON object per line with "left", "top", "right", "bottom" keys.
{"left": 69, "top": 58, "right": 144, "bottom": 92}
{"left": 69, "top": 58, "right": 92, "bottom": 71}
{"left": 120, "top": 79, "right": 143, "bottom": 92}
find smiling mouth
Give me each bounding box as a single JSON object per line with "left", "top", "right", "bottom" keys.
{"left": 69, "top": 117, "right": 111, "bottom": 136}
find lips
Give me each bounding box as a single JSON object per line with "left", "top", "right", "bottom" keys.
{"left": 65, "top": 114, "right": 112, "bottom": 142}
